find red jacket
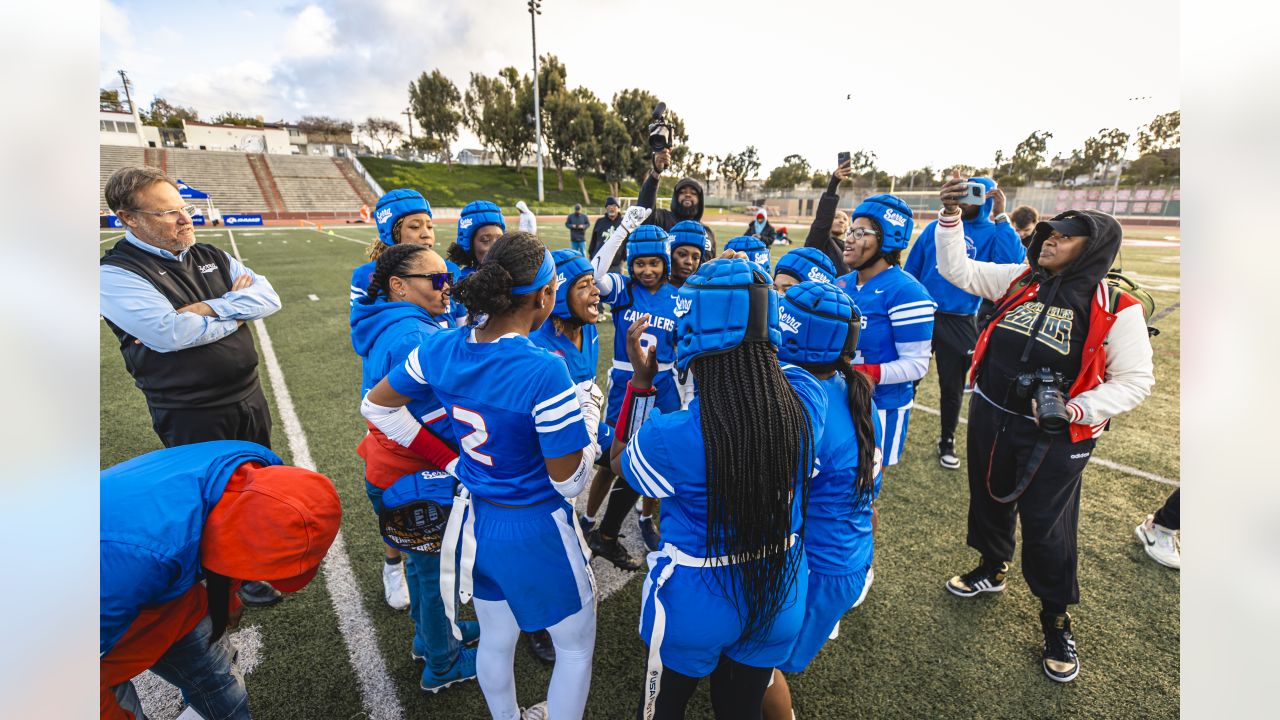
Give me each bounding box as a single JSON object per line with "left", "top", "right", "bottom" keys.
{"left": 970, "top": 270, "right": 1141, "bottom": 443}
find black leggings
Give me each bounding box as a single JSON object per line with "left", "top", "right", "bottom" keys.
{"left": 636, "top": 655, "right": 773, "bottom": 720}
{"left": 599, "top": 476, "right": 640, "bottom": 538}
{"left": 1153, "top": 488, "right": 1180, "bottom": 530}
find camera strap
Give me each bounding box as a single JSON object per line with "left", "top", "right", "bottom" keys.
{"left": 985, "top": 416, "right": 1054, "bottom": 505}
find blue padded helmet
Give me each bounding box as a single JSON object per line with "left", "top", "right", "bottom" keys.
{"left": 850, "top": 194, "right": 914, "bottom": 252}
{"left": 774, "top": 247, "right": 837, "bottom": 285}
{"left": 777, "top": 281, "right": 862, "bottom": 366}
{"left": 674, "top": 258, "right": 780, "bottom": 381}
{"left": 725, "top": 235, "right": 771, "bottom": 272}
{"left": 551, "top": 248, "right": 594, "bottom": 320}
{"left": 626, "top": 224, "right": 672, "bottom": 278}
{"left": 374, "top": 189, "right": 432, "bottom": 246}
{"left": 457, "top": 200, "right": 506, "bottom": 252}
{"left": 669, "top": 220, "right": 711, "bottom": 261}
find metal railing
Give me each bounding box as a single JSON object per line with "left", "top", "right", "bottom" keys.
{"left": 348, "top": 155, "right": 385, "bottom": 198}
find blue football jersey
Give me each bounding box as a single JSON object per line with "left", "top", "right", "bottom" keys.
{"left": 620, "top": 364, "right": 827, "bottom": 558}
{"left": 835, "top": 266, "right": 936, "bottom": 410}
{"left": 386, "top": 328, "right": 590, "bottom": 505}
{"left": 529, "top": 319, "right": 599, "bottom": 385}
{"left": 603, "top": 274, "right": 680, "bottom": 366}
{"left": 803, "top": 373, "right": 885, "bottom": 576}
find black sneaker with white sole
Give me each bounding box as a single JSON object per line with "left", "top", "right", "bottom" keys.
{"left": 586, "top": 529, "right": 642, "bottom": 571}
{"left": 1040, "top": 611, "right": 1080, "bottom": 682}
{"left": 945, "top": 560, "right": 1009, "bottom": 597}
{"left": 938, "top": 437, "right": 961, "bottom": 470}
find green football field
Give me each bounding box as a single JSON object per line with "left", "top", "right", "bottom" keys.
{"left": 99, "top": 218, "right": 1180, "bottom": 719}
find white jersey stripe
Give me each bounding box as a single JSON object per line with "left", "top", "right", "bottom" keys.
{"left": 630, "top": 442, "right": 675, "bottom": 498}
{"left": 534, "top": 395, "right": 580, "bottom": 424}
{"left": 534, "top": 385, "right": 577, "bottom": 413}
{"left": 536, "top": 410, "right": 585, "bottom": 434}
{"left": 404, "top": 347, "right": 427, "bottom": 385}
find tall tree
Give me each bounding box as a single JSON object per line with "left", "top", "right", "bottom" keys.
{"left": 1081, "top": 128, "right": 1130, "bottom": 182}
{"left": 611, "top": 89, "right": 689, "bottom": 182}
{"left": 142, "top": 97, "right": 199, "bottom": 128}
{"left": 462, "top": 68, "right": 534, "bottom": 171}
{"left": 1136, "top": 110, "right": 1180, "bottom": 155}
{"left": 564, "top": 88, "right": 608, "bottom": 204}
{"left": 597, "top": 110, "right": 633, "bottom": 199}
{"left": 765, "top": 154, "right": 811, "bottom": 189}
{"left": 408, "top": 70, "right": 463, "bottom": 166}
{"left": 1011, "top": 130, "right": 1054, "bottom": 179}
{"left": 534, "top": 55, "right": 572, "bottom": 188}
{"left": 358, "top": 117, "right": 404, "bottom": 154}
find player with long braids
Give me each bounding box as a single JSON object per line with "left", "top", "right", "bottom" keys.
{"left": 350, "top": 189, "right": 437, "bottom": 304}
{"left": 581, "top": 208, "right": 681, "bottom": 565}
{"left": 762, "top": 281, "right": 884, "bottom": 720}
{"left": 610, "top": 257, "right": 827, "bottom": 720}
{"left": 350, "top": 243, "right": 482, "bottom": 691}
{"left": 833, "top": 194, "right": 936, "bottom": 468}
{"left": 362, "top": 231, "right": 602, "bottom": 720}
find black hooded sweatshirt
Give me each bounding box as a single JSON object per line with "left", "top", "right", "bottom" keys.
{"left": 978, "top": 210, "right": 1123, "bottom": 415}
{"left": 638, "top": 174, "right": 718, "bottom": 254}
{"left": 805, "top": 174, "right": 850, "bottom": 275}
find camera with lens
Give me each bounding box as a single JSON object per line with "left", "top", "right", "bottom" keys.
{"left": 648, "top": 102, "right": 674, "bottom": 153}
{"left": 1014, "top": 367, "right": 1071, "bottom": 434}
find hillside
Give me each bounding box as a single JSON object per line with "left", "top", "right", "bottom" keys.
{"left": 359, "top": 157, "right": 646, "bottom": 212}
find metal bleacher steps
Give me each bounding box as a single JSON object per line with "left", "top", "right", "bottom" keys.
{"left": 265, "top": 155, "right": 366, "bottom": 213}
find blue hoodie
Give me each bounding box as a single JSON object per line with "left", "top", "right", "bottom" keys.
{"left": 903, "top": 177, "right": 1026, "bottom": 315}
{"left": 101, "top": 441, "right": 282, "bottom": 656}
{"left": 350, "top": 297, "right": 456, "bottom": 442}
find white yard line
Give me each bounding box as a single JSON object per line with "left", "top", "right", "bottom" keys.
{"left": 913, "top": 403, "right": 1179, "bottom": 486}
{"left": 301, "top": 224, "right": 372, "bottom": 246}
{"left": 227, "top": 229, "right": 405, "bottom": 720}
{"left": 99, "top": 233, "right": 124, "bottom": 244}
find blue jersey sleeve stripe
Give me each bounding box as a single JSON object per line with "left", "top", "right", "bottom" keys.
{"left": 629, "top": 441, "right": 675, "bottom": 498}
{"left": 404, "top": 347, "right": 428, "bottom": 385}
{"left": 889, "top": 306, "right": 937, "bottom": 320}
{"left": 533, "top": 395, "right": 580, "bottom": 424}
{"left": 891, "top": 316, "right": 935, "bottom": 327}
{"left": 888, "top": 299, "right": 936, "bottom": 313}
{"left": 534, "top": 385, "right": 577, "bottom": 413}
{"left": 537, "top": 411, "right": 586, "bottom": 434}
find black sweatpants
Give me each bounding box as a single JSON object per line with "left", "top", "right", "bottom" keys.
{"left": 965, "top": 394, "right": 1095, "bottom": 608}
{"left": 932, "top": 312, "right": 978, "bottom": 442}
{"left": 636, "top": 655, "right": 774, "bottom": 720}
{"left": 1153, "top": 488, "right": 1180, "bottom": 530}
{"left": 148, "top": 382, "right": 273, "bottom": 449}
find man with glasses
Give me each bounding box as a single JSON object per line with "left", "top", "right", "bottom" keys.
{"left": 101, "top": 165, "right": 284, "bottom": 606}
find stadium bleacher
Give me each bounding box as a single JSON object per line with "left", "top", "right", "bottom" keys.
{"left": 99, "top": 145, "right": 373, "bottom": 217}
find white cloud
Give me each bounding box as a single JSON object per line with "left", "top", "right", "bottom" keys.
{"left": 284, "top": 4, "right": 337, "bottom": 60}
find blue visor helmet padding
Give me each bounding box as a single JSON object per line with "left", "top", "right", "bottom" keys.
{"left": 851, "top": 194, "right": 914, "bottom": 252}
{"left": 777, "top": 281, "right": 862, "bottom": 366}
{"left": 669, "top": 220, "right": 711, "bottom": 261}
{"left": 774, "top": 247, "right": 837, "bottom": 285}
{"left": 375, "top": 189, "right": 432, "bottom": 246}
{"left": 457, "top": 200, "right": 506, "bottom": 252}
{"left": 626, "top": 224, "right": 672, "bottom": 277}
{"left": 725, "top": 235, "right": 772, "bottom": 272}
{"left": 552, "top": 248, "right": 594, "bottom": 319}
{"left": 674, "top": 258, "right": 781, "bottom": 381}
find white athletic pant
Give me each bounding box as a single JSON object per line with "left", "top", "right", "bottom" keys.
{"left": 474, "top": 598, "right": 597, "bottom": 720}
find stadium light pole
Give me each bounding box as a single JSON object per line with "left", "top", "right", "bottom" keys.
{"left": 529, "top": 0, "right": 545, "bottom": 203}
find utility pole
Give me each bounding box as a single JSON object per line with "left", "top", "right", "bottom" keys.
{"left": 1111, "top": 95, "right": 1152, "bottom": 216}
{"left": 117, "top": 69, "right": 134, "bottom": 113}
{"left": 403, "top": 108, "right": 414, "bottom": 140}
{"left": 117, "top": 69, "right": 146, "bottom": 146}
{"left": 528, "top": 0, "right": 545, "bottom": 203}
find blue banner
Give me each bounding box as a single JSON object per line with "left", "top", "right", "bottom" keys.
{"left": 224, "top": 214, "right": 264, "bottom": 226}
{"left": 106, "top": 215, "right": 124, "bottom": 228}
{"left": 191, "top": 214, "right": 206, "bottom": 226}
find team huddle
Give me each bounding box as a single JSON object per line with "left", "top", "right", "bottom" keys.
{"left": 100, "top": 156, "right": 1157, "bottom": 720}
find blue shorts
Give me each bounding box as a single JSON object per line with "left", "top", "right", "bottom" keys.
{"left": 878, "top": 407, "right": 911, "bottom": 466}
{"left": 466, "top": 497, "right": 594, "bottom": 631}
{"left": 605, "top": 368, "right": 681, "bottom": 426}
{"left": 639, "top": 545, "right": 808, "bottom": 677}
{"left": 777, "top": 566, "right": 872, "bottom": 673}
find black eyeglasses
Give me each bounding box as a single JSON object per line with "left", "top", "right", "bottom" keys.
{"left": 398, "top": 272, "right": 453, "bottom": 290}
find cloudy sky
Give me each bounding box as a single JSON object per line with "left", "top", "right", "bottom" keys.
{"left": 101, "top": 0, "right": 1178, "bottom": 176}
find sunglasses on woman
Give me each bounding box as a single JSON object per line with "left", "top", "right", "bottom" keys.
{"left": 398, "top": 272, "right": 453, "bottom": 290}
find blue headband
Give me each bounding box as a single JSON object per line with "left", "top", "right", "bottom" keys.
{"left": 512, "top": 248, "right": 556, "bottom": 295}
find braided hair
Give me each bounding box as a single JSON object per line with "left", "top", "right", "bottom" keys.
{"left": 365, "top": 217, "right": 407, "bottom": 262}
{"left": 451, "top": 231, "right": 546, "bottom": 323}
{"left": 446, "top": 241, "right": 476, "bottom": 269}
{"left": 692, "top": 341, "right": 815, "bottom": 645}
{"left": 805, "top": 356, "right": 879, "bottom": 506}
{"left": 365, "top": 242, "right": 429, "bottom": 301}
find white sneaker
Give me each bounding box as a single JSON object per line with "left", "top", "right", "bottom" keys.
{"left": 521, "top": 701, "right": 549, "bottom": 720}
{"left": 1135, "top": 515, "right": 1180, "bottom": 570}
{"left": 383, "top": 560, "right": 410, "bottom": 609}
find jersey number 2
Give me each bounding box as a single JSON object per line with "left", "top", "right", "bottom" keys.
{"left": 451, "top": 406, "right": 494, "bottom": 466}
